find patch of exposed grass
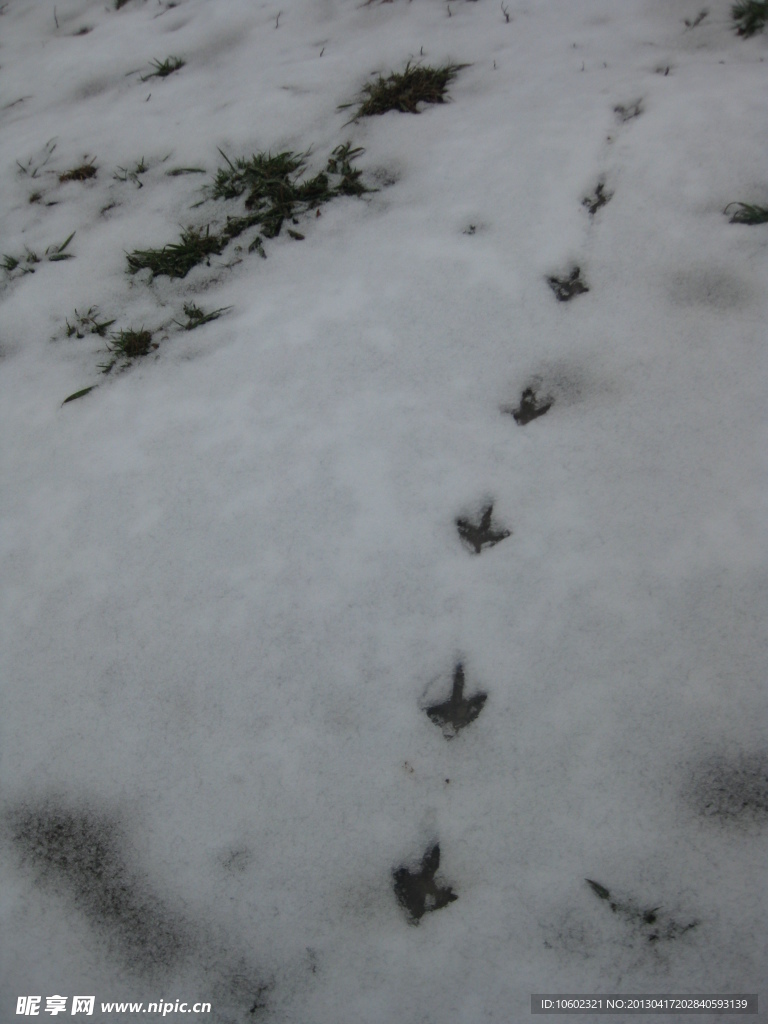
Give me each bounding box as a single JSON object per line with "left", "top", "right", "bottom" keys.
{"left": 114, "top": 158, "right": 147, "bottom": 188}
{"left": 142, "top": 56, "right": 185, "bottom": 81}
{"left": 174, "top": 302, "right": 231, "bottom": 330}
{"left": 2, "top": 254, "right": 26, "bottom": 273}
{"left": 724, "top": 201, "right": 768, "bottom": 224}
{"left": 112, "top": 327, "right": 153, "bottom": 358}
{"left": 66, "top": 306, "right": 116, "bottom": 339}
{"left": 46, "top": 232, "right": 77, "bottom": 261}
{"left": 3, "top": 233, "right": 75, "bottom": 276}
{"left": 342, "top": 61, "right": 468, "bottom": 119}
{"left": 126, "top": 226, "right": 224, "bottom": 279}
{"left": 220, "top": 212, "right": 263, "bottom": 241}
{"left": 732, "top": 0, "right": 767, "bottom": 35}
{"left": 17, "top": 139, "right": 57, "bottom": 179}
{"left": 210, "top": 150, "right": 305, "bottom": 203}
{"left": 128, "top": 145, "right": 370, "bottom": 280}
{"left": 59, "top": 162, "right": 97, "bottom": 183}
{"left": 210, "top": 142, "right": 371, "bottom": 240}
{"left": 101, "top": 327, "right": 155, "bottom": 373}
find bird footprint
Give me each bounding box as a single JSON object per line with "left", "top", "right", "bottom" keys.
{"left": 456, "top": 502, "right": 510, "bottom": 554}
{"left": 393, "top": 843, "right": 458, "bottom": 923}
{"left": 425, "top": 662, "right": 487, "bottom": 738}
{"left": 547, "top": 266, "right": 589, "bottom": 302}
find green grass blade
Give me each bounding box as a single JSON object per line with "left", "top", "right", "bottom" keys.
{"left": 62, "top": 385, "right": 96, "bottom": 405}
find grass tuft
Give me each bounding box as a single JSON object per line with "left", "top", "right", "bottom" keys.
{"left": 128, "top": 145, "right": 370, "bottom": 280}
{"left": 126, "top": 226, "right": 224, "bottom": 279}
{"left": 142, "top": 57, "right": 185, "bottom": 81}
{"left": 17, "top": 139, "right": 57, "bottom": 179}
{"left": 174, "top": 302, "right": 232, "bottom": 330}
{"left": 343, "top": 61, "right": 469, "bottom": 118}
{"left": 114, "top": 158, "right": 147, "bottom": 187}
{"left": 112, "top": 327, "right": 153, "bottom": 359}
{"left": 59, "top": 163, "right": 97, "bottom": 183}
{"left": 732, "top": 0, "right": 767, "bottom": 34}
{"left": 2, "top": 254, "right": 21, "bottom": 272}
{"left": 3, "top": 234, "right": 75, "bottom": 275}
{"left": 66, "top": 307, "right": 116, "bottom": 339}
{"left": 211, "top": 149, "right": 305, "bottom": 203}
{"left": 100, "top": 328, "right": 154, "bottom": 373}
{"left": 724, "top": 201, "right": 768, "bottom": 224}
{"left": 46, "top": 231, "right": 76, "bottom": 261}
{"left": 210, "top": 142, "right": 372, "bottom": 240}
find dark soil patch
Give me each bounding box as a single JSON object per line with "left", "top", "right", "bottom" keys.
{"left": 456, "top": 502, "right": 510, "bottom": 554}
{"left": 547, "top": 266, "right": 589, "bottom": 302}
{"left": 426, "top": 663, "right": 487, "bottom": 738}
{"left": 393, "top": 843, "right": 458, "bottom": 923}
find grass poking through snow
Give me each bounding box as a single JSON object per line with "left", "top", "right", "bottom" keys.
{"left": 59, "top": 162, "right": 97, "bottom": 183}
{"left": 126, "top": 144, "right": 371, "bottom": 279}
{"left": 724, "top": 201, "right": 768, "bottom": 224}
{"left": 126, "top": 226, "right": 224, "bottom": 279}
{"left": 342, "top": 61, "right": 469, "bottom": 119}
{"left": 100, "top": 327, "right": 155, "bottom": 373}
{"left": 3, "top": 233, "right": 75, "bottom": 276}
{"left": 66, "top": 307, "right": 116, "bottom": 338}
{"left": 210, "top": 142, "right": 371, "bottom": 238}
{"left": 114, "top": 158, "right": 147, "bottom": 187}
{"left": 142, "top": 57, "right": 185, "bottom": 81}
{"left": 174, "top": 303, "right": 232, "bottom": 330}
{"left": 732, "top": 0, "right": 767, "bottom": 35}
{"left": 62, "top": 386, "right": 97, "bottom": 405}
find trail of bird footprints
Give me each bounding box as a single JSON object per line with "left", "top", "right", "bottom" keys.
{"left": 394, "top": 96, "right": 675, "bottom": 931}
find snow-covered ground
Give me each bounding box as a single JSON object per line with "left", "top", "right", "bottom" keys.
{"left": 1, "top": 1, "right": 766, "bottom": 1021}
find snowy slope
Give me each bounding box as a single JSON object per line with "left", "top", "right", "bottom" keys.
{"left": 1, "top": 1, "right": 766, "bottom": 1021}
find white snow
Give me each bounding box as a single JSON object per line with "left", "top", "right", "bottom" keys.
{"left": 1, "top": 1, "right": 766, "bottom": 1021}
